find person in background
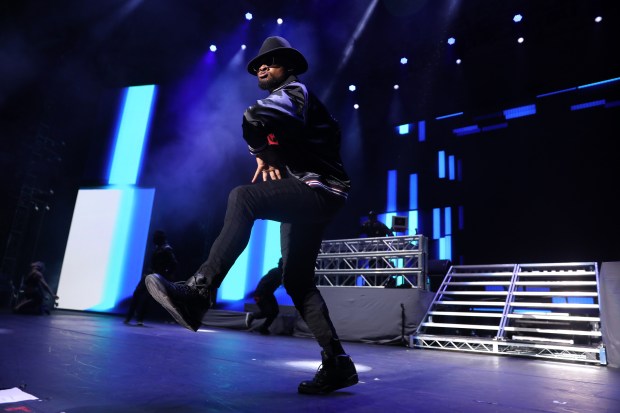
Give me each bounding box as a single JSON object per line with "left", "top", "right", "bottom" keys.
{"left": 145, "top": 36, "right": 358, "bottom": 395}
{"left": 124, "top": 230, "right": 177, "bottom": 326}
{"left": 360, "top": 210, "right": 393, "bottom": 237}
{"left": 13, "top": 261, "right": 58, "bottom": 315}
{"left": 245, "top": 257, "right": 283, "bottom": 335}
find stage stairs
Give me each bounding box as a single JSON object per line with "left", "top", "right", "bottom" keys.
{"left": 410, "top": 262, "right": 607, "bottom": 365}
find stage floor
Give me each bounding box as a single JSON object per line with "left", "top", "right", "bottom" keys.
{"left": 1, "top": 310, "right": 618, "bottom": 413}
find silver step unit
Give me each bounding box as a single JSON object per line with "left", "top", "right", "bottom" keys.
{"left": 411, "top": 262, "right": 607, "bottom": 365}
{"left": 314, "top": 235, "right": 428, "bottom": 289}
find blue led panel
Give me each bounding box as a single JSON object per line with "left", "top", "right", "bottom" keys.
{"left": 448, "top": 155, "right": 455, "bottom": 180}
{"left": 108, "top": 85, "right": 157, "bottom": 185}
{"left": 418, "top": 120, "right": 426, "bottom": 142}
{"left": 57, "top": 187, "right": 154, "bottom": 311}
{"left": 504, "top": 104, "right": 536, "bottom": 119}
{"left": 438, "top": 151, "right": 446, "bottom": 178}
{"left": 387, "top": 170, "right": 397, "bottom": 212}
{"left": 409, "top": 173, "right": 418, "bottom": 210}
{"left": 453, "top": 125, "right": 480, "bottom": 136}
{"left": 397, "top": 123, "right": 410, "bottom": 134}
{"left": 571, "top": 100, "right": 605, "bottom": 111}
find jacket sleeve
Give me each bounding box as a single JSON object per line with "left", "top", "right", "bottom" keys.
{"left": 242, "top": 82, "right": 306, "bottom": 154}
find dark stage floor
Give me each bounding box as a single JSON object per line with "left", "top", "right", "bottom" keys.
{"left": 1, "top": 310, "right": 618, "bottom": 413}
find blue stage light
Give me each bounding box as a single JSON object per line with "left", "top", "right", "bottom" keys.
{"left": 245, "top": 12, "right": 252, "bottom": 21}
{"left": 447, "top": 37, "right": 455, "bottom": 45}
{"left": 349, "top": 84, "right": 356, "bottom": 91}
{"left": 400, "top": 57, "right": 408, "bottom": 64}
{"left": 513, "top": 14, "right": 523, "bottom": 23}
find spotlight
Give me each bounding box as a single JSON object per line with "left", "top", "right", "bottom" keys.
{"left": 456, "top": 58, "right": 461, "bottom": 64}
{"left": 348, "top": 85, "right": 356, "bottom": 92}
{"left": 517, "top": 37, "right": 524, "bottom": 43}
{"left": 595, "top": 16, "right": 602, "bottom": 23}
{"left": 209, "top": 44, "right": 217, "bottom": 52}
{"left": 513, "top": 14, "right": 523, "bottom": 23}
{"left": 400, "top": 57, "right": 408, "bottom": 65}
{"left": 447, "top": 37, "right": 455, "bottom": 45}
{"left": 241, "top": 44, "right": 247, "bottom": 50}
{"left": 353, "top": 103, "right": 359, "bottom": 110}
{"left": 393, "top": 84, "right": 399, "bottom": 90}
{"left": 245, "top": 12, "right": 252, "bottom": 21}
{"left": 277, "top": 18, "right": 283, "bottom": 25}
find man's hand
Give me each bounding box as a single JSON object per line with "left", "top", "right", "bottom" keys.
{"left": 252, "top": 157, "right": 282, "bottom": 182}
{"left": 252, "top": 149, "right": 284, "bottom": 182}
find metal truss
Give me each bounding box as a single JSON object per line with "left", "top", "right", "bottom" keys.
{"left": 315, "top": 235, "right": 428, "bottom": 288}
{"left": 410, "top": 335, "right": 602, "bottom": 364}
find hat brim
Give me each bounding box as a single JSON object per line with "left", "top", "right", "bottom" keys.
{"left": 246, "top": 47, "right": 308, "bottom": 76}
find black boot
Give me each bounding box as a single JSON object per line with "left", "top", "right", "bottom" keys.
{"left": 298, "top": 351, "right": 359, "bottom": 394}
{"left": 145, "top": 273, "right": 212, "bottom": 332}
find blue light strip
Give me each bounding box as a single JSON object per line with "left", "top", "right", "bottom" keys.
{"left": 577, "top": 76, "right": 620, "bottom": 89}
{"left": 536, "top": 87, "right": 576, "bottom": 98}
{"left": 570, "top": 100, "right": 606, "bottom": 111}
{"left": 436, "top": 111, "right": 463, "bottom": 120}
{"left": 504, "top": 104, "right": 536, "bottom": 119}
{"left": 418, "top": 120, "right": 426, "bottom": 142}
{"left": 409, "top": 173, "right": 418, "bottom": 210}
{"left": 438, "top": 235, "right": 452, "bottom": 261}
{"left": 408, "top": 210, "right": 418, "bottom": 235}
{"left": 448, "top": 155, "right": 455, "bottom": 180}
{"left": 458, "top": 205, "right": 464, "bottom": 230}
{"left": 453, "top": 125, "right": 480, "bottom": 136}
{"left": 444, "top": 207, "right": 452, "bottom": 235}
{"left": 438, "top": 151, "right": 446, "bottom": 178}
{"left": 433, "top": 208, "right": 440, "bottom": 240}
{"left": 481, "top": 123, "right": 508, "bottom": 132}
{"left": 219, "top": 220, "right": 281, "bottom": 302}
{"left": 397, "top": 123, "right": 410, "bottom": 135}
{"left": 93, "top": 187, "right": 136, "bottom": 310}
{"left": 261, "top": 220, "right": 282, "bottom": 275}
{"left": 387, "top": 170, "right": 397, "bottom": 212}
{"left": 108, "top": 85, "right": 157, "bottom": 185}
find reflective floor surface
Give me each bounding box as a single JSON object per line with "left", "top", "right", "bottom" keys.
{"left": 1, "top": 310, "right": 618, "bottom": 413}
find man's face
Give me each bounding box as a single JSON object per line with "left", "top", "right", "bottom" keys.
{"left": 257, "top": 63, "right": 288, "bottom": 91}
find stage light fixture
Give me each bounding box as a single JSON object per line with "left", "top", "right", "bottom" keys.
{"left": 348, "top": 84, "right": 356, "bottom": 91}
{"left": 277, "top": 18, "right": 283, "bottom": 25}
{"left": 209, "top": 44, "right": 217, "bottom": 52}
{"left": 393, "top": 84, "right": 399, "bottom": 90}
{"left": 517, "top": 37, "right": 524, "bottom": 44}
{"left": 447, "top": 37, "right": 455, "bottom": 45}
{"left": 513, "top": 14, "right": 523, "bottom": 23}
{"left": 245, "top": 12, "right": 252, "bottom": 20}
{"left": 241, "top": 44, "right": 246, "bottom": 50}
{"left": 353, "top": 103, "right": 359, "bottom": 109}
{"left": 400, "top": 57, "right": 408, "bottom": 64}
{"left": 456, "top": 58, "right": 461, "bottom": 64}
{"left": 595, "top": 16, "right": 602, "bottom": 23}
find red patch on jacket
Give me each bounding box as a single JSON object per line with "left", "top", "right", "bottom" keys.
{"left": 267, "top": 133, "right": 279, "bottom": 145}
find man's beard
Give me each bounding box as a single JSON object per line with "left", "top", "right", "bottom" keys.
{"left": 258, "top": 75, "right": 284, "bottom": 91}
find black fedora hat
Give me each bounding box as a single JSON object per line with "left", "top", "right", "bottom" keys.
{"left": 246, "top": 36, "right": 308, "bottom": 76}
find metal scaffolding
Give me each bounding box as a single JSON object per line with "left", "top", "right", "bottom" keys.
{"left": 314, "top": 235, "right": 428, "bottom": 288}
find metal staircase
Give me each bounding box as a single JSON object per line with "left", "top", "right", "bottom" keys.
{"left": 314, "top": 235, "right": 428, "bottom": 289}
{"left": 411, "top": 262, "right": 607, "bottom": 365}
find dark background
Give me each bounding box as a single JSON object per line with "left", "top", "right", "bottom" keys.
{"left": 1, "top": 0, "right": 619, "bottom": 294}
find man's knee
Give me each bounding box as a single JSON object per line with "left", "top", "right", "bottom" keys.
{"left": 228, "top": 185, "right": 251, "bottom": 205}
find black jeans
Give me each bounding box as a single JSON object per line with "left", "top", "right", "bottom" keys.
{"left": 252, "top": 293, "right": 279, "bottom": 329}
{"left": 197, "top": 177, "right": 344, "bottom": 349}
